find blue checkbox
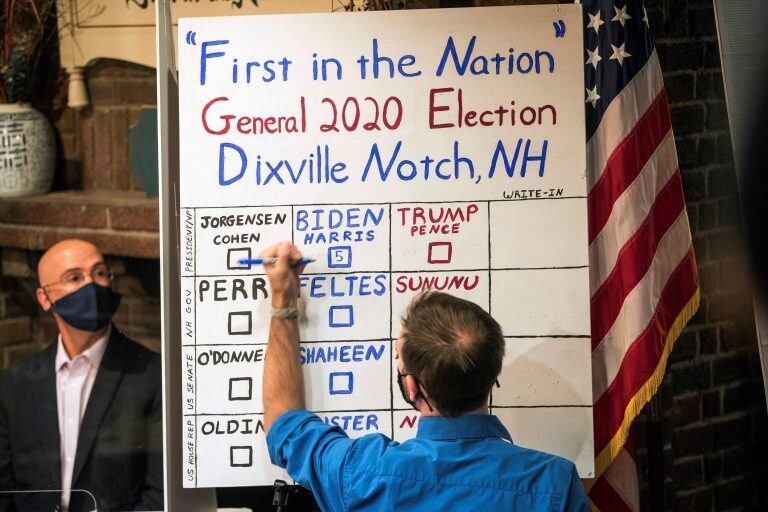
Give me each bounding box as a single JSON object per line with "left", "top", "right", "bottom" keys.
{"left": 329, "top": 371, "right": 354, "bottom": 395}
{"left": 328, "top": 246, "right": 352, "bottom": 268}
{"left": 329, "top": 305, "right": 354, "bottom": 327}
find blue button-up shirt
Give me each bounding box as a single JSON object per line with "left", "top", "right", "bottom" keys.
{"left": 267, "top": 410, "right": 590, "bottom": 511}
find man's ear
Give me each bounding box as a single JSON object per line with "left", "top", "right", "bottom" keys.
{"left": 405, "top": 374, "right": 421, "bottom": 404}
{"left": 36, "top": 287, "right": 52, "bottom": 312}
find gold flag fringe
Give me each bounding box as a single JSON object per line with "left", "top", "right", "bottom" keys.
{"left": 592, "top": 286, "right": 701, "bottom": 480}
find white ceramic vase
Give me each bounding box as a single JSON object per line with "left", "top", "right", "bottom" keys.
{"left": 0, "top": 103, "right": 55, "bottom": 197}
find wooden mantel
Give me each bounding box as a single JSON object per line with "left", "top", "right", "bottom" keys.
{"left": 0, "top": 191, "right": 159, "bottom": 258}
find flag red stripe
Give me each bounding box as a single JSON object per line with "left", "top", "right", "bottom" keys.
{"left": 590, "top": 172, "right": 686, "bottom": 348}
{"left": 587, "top": 89, "right": 672, "bottom": 243}
{"left": 590, "top": 474, "right": 636, "bottom": 512}
{"left": 593, "top": 249, "right": 698, "bottom": 452}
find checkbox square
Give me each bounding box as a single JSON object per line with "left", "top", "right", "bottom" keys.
{"left": 228, "top": 311, "right": 252, "bottom": 335}
{"left": 228, "top": 377, "right": 253, "bottom": 401}
{"left": 427, "top": 241, "right": 453, "bottom": 264}
{"left": 329, "top": 371, "right": 354, "bottom": 395}
{"left": 227, "top": 247, "right": 252, "bottom": 270}
{"left": 327, "top": 246, "right": 352, "bottom": 269}
{"left": 229, "top": 446, "right": 253, "bottom": 467}
{"left": 328, "top": 305, "right": 354, "bottom": 328}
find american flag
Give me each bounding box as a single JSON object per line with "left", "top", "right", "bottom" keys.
{"left": 581, "top": 1, "right": 700, "bottom": 509}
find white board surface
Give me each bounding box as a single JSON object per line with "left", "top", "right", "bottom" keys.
{"left": 178, "top": 5, "right": 593, "bottom": 488}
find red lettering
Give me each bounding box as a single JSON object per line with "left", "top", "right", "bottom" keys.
{"left": 201, "top": 96, "right": 232, "bottom": 135}
{"left": 429, "top": 88, "right": 454, "bottom": 129}
{"left": 397, "top": 207, "right": 409, "bottom": 227}
{"left": 413, "top": 207, "right": 425, "bottom": 225}
{"left": 394, "top": 274, "right": 481, "bottom": 293}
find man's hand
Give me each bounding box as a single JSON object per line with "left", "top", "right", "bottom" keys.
{"left": 259, "top": 241, "right": 306, "bottom": 308}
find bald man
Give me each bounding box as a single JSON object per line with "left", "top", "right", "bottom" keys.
{"left": 0, "top": 240, "right": 163, "bottom": 512}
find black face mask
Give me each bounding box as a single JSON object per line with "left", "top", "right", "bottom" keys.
{"left": 397, "top": 369, "right": 433, "bottom": 412}
{"left": 50, "top": 282, "right": 122, "bottom": 332}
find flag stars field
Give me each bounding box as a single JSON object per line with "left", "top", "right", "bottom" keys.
{"left": 612, "top": 5, "right": 632, "bottom": 27}
{"left": 609, "top": 43, "right": 632, "bottom": 66}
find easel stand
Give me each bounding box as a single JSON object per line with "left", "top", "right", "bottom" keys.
{"left": 273, "top": 480, "right": 305, "bottom": 512}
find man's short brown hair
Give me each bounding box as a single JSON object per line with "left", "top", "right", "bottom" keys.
{"left": 400, "top": 291, "right": 504, "bottom": 417}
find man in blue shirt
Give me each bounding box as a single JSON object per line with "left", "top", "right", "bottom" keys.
{"left": 261, "top": 242, "right": 590, "bottom": 511}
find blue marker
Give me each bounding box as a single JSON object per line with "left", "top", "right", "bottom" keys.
{"left": 238, "top": 257, "right": 315, "bottom": 267}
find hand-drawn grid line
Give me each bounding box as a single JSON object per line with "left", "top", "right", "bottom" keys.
{"left": 187, "top": 337, "right": 590, "bottom": 350}
{"left": 389, "top": 203, "right": 394, "bottom": 440}
{"left": 190, "top": 266, "right": 588, "bottom": 278}
{"left": 181, "top": 196, "right": 586, "bottom": 210}
{"left": 488, "top": 200, "right": 493, "bottom": 409}
{"left": 184, "top": 404, "right": 593, "bottom": 417}
{"left": 185, "top": 199, "right": 592, "bottom": 464}
{"left": 193, "top": 207, "right": 198, "bottom": 487}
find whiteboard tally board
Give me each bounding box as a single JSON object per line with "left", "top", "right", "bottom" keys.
{"left": 177, "top": 5, "right": 594, "bottom": 488}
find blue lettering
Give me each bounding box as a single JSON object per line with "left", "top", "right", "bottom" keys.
{"left": 372, "top": 38, "right": 393, "bottom": 79}
{"left": 262, "top": 60, "right": 276, "bottom": 82}
{"left": 521, "top": 140, "right": 548, "bottom": 177}
{"left": 301, "top": 343, "right": 385, "bottom": 365}
{"left": 324, "top": 414, "right": 378, "bottom": 431}
{"left": 263, "top": 161, "right": 285, "bottom": 185}
{"left": 435, "top": 158, "right": 451, "bottom": 179}
{"left": 364, "top": 208, "right": 384, "bottom": 226}
{"left": 311, "top": 210, "right": 324, "bottom": 230}
{"left": 453, "top": 140, "right": 474, "bottom": 179}
{"left": 373, "top": 274, "right": 387, "bottom": 296}
{"left": 436, "top": 36, "right": 475, "bottom": 77}
{"left": 296, "top": 210, "right": 308, "bottom": 231}
{"left": 398, "top": 54, "right": 421, "bottom": 77}
{"left": 339, "top": 345, "right": 350, "bottom": 362}
{"left": 200, "top": 40, "right": 229, "bottom": 85}
{"left": 398, "top": 159, "right": 417, "bottom": 181}
{"left": 359, "top": 276, "right": 371, "bottom": 296}
{"left": 284, "top": 159, "right": 305, "bottom": 184}
{"left": 310, "top": 276, "right": 326, "bottom": 298}
{"left": 346, "top": 208, "right": 359, "bottom": 227}
{"left": 361, "top": 141, "right": 401, "bottom": 182}
{"left": 488, "top": 139, "right": 523, "bottom": 178}
{"left": 366, "top": 344, "right": 385, "bottom": 361}
{"left": 218, "top": 142, "right": 246, "bottom": 186}
{"left": 535, "top": 50, "right": 555, "bottom": 73}
{"left": 329, "top": 209, "right": 343, "bottom": 229}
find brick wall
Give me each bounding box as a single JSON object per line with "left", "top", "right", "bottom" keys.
{"left": 55, "top": 59, "right": 157, "bottom": 192}
{"left": 634, "top": 1, "right": 768, "bottom": 510}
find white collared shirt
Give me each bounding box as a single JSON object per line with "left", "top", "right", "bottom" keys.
{"left": 55, "top": 326, "right": 110, "bottom": 511}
